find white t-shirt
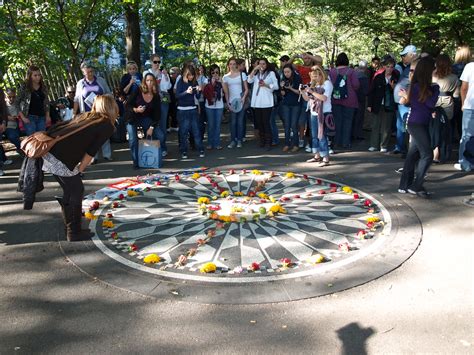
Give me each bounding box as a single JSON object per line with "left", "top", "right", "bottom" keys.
{"left": 460, "top": 62, "right": 474, "bottom": 110}
{"left": 223, "top": 72, "right": 247, "bottom": 102}
{"left": 308, "top": 80, "right": 333, "bottom": 114}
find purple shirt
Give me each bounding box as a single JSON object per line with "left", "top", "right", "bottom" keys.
{"left": 407, "top": 83, "right": 440, "bottom": 126}
{"left": 82, "top": 77, "right": 103, "bottom": 112}
{"left": 329, "top": 67, "right": 360, "bottom": 108}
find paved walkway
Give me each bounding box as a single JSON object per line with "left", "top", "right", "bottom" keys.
{"left": 0, "top": 128, "right": 473, "bottom": 354}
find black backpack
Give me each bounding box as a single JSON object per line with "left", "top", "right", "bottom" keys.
{"left": 332, "top": 69, "right": 348, "bottom": 100}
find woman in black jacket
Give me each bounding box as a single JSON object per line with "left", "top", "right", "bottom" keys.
{"left": 367, "top": 56, "right": 399, "bottom": 152}
{"left": 45, "top": 95, "right": 118, "bottom": 241}
{"left": 125, "top": 72, "right": 164, "bottom": 169}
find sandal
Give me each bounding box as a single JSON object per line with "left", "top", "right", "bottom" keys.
{"left": 317, "top": 160, "right": 329, "bottom": 167}
{"left": 306, "top": 156, "right": 321, "bottom": 163}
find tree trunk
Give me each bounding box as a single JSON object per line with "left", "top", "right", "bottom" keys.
{"left": 125, "top": 2, "right": 141, "bottom": 69}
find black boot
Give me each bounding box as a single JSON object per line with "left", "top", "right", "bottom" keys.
{"left": 65, "top": 204, "right": 94, "bottom": 242}
{"left": 56, "top": 196, "right": 90, "bottom": 235}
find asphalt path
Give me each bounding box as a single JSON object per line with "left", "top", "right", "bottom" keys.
{"left": 1, "top": 127, "right": 473, "bottom": 354}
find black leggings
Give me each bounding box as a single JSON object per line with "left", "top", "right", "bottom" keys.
{"left": 54, "top": 174, "right": 84, "bottom": 206}
{"left": 399, "top": 124, "right": 433, "bottom": 192}
{"left": 254, "top": 107, "right": 272, "bottom": 146}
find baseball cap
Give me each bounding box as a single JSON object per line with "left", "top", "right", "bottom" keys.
{"left": 400, "top": 45, "right": 417, "bottom": 56}
{"left": 358, "top": 60, "right": 368, "bottom": 68}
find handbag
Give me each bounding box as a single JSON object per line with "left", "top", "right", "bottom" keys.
{"left": 138, "top": 138, "right": 162, "bottom": 169}
{"left": 20, "top": 120, "right": 97, "bottom": 159}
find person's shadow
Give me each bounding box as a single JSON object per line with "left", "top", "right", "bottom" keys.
{"left": 336, "top": 322, "right": 375, "bottom": 355}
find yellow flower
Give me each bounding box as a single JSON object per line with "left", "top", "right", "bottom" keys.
{"left": 251, "top": 169, "right": 262, "bottom": 175}
{"left": 279, "top": 207, "right": 287, "bottom": 214}
{"left": 234, "top": 191, "right": 244, "bottom": 196}
{"left": 102, "top": 220, "right": 114, "bottom": 228}
{"left": 366, "top": 216, "right": 381, "bottom": 223}
{"left": 342, "top": 186, "right": 353, "bottom": 194}
{"left": 84, "top": 211, "right": 97, "bottom": 220}
{"left": 192, "top": 173, "right": 200, "bottom": 179}
{"left": 307, "top": 254, "right": 325, "bottom": 264}
{"left": 143, "top": 254, "right": 160, "bottom": 264}
{"left": 197, "top": 197, "right": 210, "bottom": 204}
{"left": 285, "top": 172, "right": 296, "bottom": 178}
{"left": 269, "top": 196, "right": 276, "bottom": 203}
{"left": 127, "top": 190, "right": 139, "bottom": 197}
{"left": 220, "top": 191, "right": 229, "bottom": 197}
{"left": 258, "top": 193, "right": 269, "bottom": 200}
{"left": 200, "top": 262, "right": 217, "bottom": 273}
{"left": 270, "top": 204, "right": 281, "bottom": 213}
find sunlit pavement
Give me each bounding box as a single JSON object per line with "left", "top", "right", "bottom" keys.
{"left": 1, "top": 126, "right": 473, "bottom": 353}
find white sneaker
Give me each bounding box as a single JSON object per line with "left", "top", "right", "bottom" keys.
{"left": 3, "top": 159, "right": 13, "bottom": 166}
{"left": 236, "top": 141, "right": 242, "bottom": 148}
{"left": 380, "top": 148, "right": 388, "bottom": 153}
{"left": 162, "top": 151, "right": 168, "bottom": 157}
{"left": 181, "top": 153, "right": 188, "bottom": 159}
{"left": 305, "top": 145, "right": 312, "bottom": 153}
{"left": 329, "top": 149, "right": 335, "bottom": 154}
{"left": 298, "top": 139, "right": 304, "bottom": 148}
{"left": 368, "top": 147, "right": 377, "bottom": 152}
{"left": 454, "top": 163, "right": 462, "bottom": 171}
{"left": 227, "top": 141, "right": 236, "bottom": 149}
{"left": 199, "top": 151, "right": 205, "bottom": 158}
{"left": 0, "top": 170, "right": 4, "bottom": 176}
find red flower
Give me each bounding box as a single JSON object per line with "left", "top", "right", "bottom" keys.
{"left": 110, "top": 232, "right": 118, "bottom": 239}
{"left": 248, "top": 191, "right": 256, "bottom": 197}
{"left": 319, "top": 190, "right": 326, "bottom": 195}
{"left": 118, "top": 194, "right": 125, "bottom": 200}
{"left": 294, "top": 194, "right": 300, "bottom": 198}
{"left": 250, "top": 262, "right": 260, "bottom": 271}
{"left": 175, "top": 174, "right": 180, "bottom": 181}
{"left": 197, "top": 238, "right": 206, "bottom": 246}
{"left": 366, "top": 222, "right": 374, "bottom": 228}
{"left": 330, "top": 187, "right": 337, "bottom": 193}
{"left": 330, "top": 183, "right": 337, "bottom": 188}
{"left": 338, "top": 243, "right": 350, "bottom": 252}
{"left": 356, "top": 230, "right": 366, "bottom": 239}
{"left": 303, "top": 174, "right": 309, "bottom": 180}
{"left": 129, "top": 244, "right": 138, "bottom": 252}
{"left": 112, "top": 202, "right": 120, "bottom": 208}
{"left": 242, "top": 169, "right": 247, "bottom": 174}
{"left": 229, "top": 169, "right": 235, "bottom": 174}
{"left": 212, "top": 182, "right": 218, "bottom": 188}
{"left": 106, "top": 213, "right": 113, "bottom": 218}
{"left": 353, "top": 193, "right": 360, "bottom": 199}
{"left": 215, "top": 170, "right": 221, "bottom": 175}
{"left": 316, "top": 179, "right": 322, "bottom": 185}
{"left": 280, "top": 258, "right": 292, "bottom": 267}
{"left": 364, "top": 199, "right": 372, "bottom": 207}
{"left": 155, "top": 181, "right": 162, "bottom": 186}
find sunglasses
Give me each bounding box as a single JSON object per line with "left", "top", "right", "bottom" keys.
{"left": 67, "top": 91, "right": 75, "bottom": 94}
{"left": 211, "top": 71, "right": 219, "bottom": 74}
{"left": 153, "top": 60, "right": 161, "bottom": 64}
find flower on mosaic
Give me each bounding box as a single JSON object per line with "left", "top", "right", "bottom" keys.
{"left": 89, "top": 201, "right": 100, "bottom": 210}
{"left": 258, "top": 206, "right": 267, "bottom": 215}
{"left": 366, "top": 221, "right": 375, "bottom": 229}
{"left": 229, "top": 169, "right": 235, "bottom": 174}
{"left": 106, "top": 213, "right": 113, "bottom": 218}
{"left": 353, "top": 193, "right": 360, "bottom": 200}
{"left": 294, "top": 194, "right": 300, "bottom": 199}
{"left": 112, "top": 201, "right": 121, "bottom": 208}
{"left": 242, "top": 169, "right": 247, "bottom": 174}
{"left": 368, "top": 207, "right": 375, "bottom": 214}
{"left": 330, "top": 186, "right": 338, "bottom": 193}
{"left": 303, "top": 174, "right": 309, "bottom": 180}
{"left": 110, "top": 232, "right": 119, "bottom": 239}
{"left": 342, "top": 186, "right": 353, "bottom": 194}
{"left": 192, "top": 172, "right": 200, "bottom": 179}
{"left": 155, "top": 181, "right": 162, "bottom": 186}
{"left": 207, "top": 229, "right": 216, "bottom": 238}
{"left": 197, "top": 197, "right": 210, "bottom": 205}
{"left": 364, "top": 199, "right": 373, "bottom": 207}
{"left": 102, "top": 196, "right": 109, "bottom": 202}
{"left": 267, "top": 211, "right": 275, "bottom": 217}
{"left": 280, "top": 258, "right": 292, "bottom": 268}
{"left": 233, "top": 266, "right": 244, "bottom": 274}
{"left": 187, "top": 248, "right": 197, "bottom": 257}
{"left": 316, "top": 179, "right": 322, "bottom": 184}
{"left": 357, "top": 230, "right": 367, "bottom": 240}
{"left": 366, "top": 216, "right": 380, "bottom": 223}
{"left": 234, "top": 191, "right": 244, "bottom": 196}
{"left": 175, "top": 174, "right": 180, "bottom": 181}
{"left": 338, "top": 243, "right": 351, "bottom": 252}
{"left": 84, "top": 211, "right": 97, "bottom": 220}
{"left": 251, "top": 169, "right": 262, "bottom": 175}
{"left": 285, "top": 172, "right": 296, "bottom": 178}
{"left": 250, "top": 262, "right": 260, "bottom": 271}
{"left": 200, "top": 262, "right": 217, "bottom": 273}
{"left": 211, "top": 182, "right": 218, "bottom": 188}
{"left": 319, "top": 190, "right": 326, "bottom": 195}
{"left": 220, "top": 190, "right": 230, "bottom": 198}
{"left": 330, "top": 183, "right": 337, "bottom": 188}
{"left": 280, "top": 196, "right": 290, "bottom": 202}
{"left": 270, "top": 171, "right": 276, "bottom": 178}
{"left": 215, "top": 169, "right": 221, "bottom": 175}
{"left": 307, "top": 254, "right": 325, "bottom": 264}
{"left": 215, "top": 221, "right": 225, "bottom": 229}
{"left": 143, "top": 254, "right": 160, "bottom": 264}
{"left": 127, "top": 189, "right": 139, "bottom": 197}
{"left": 197, "top": 238, "right": 206, "bottom": 246}
{"left": 239, "top": 217, "right": 247, "bottom": 223}
{"left": 248, "top": 191, "right": 256, "bottom": 197}
{"left": 258, "top": 192, "right": 269, "bottom": 200}
{"left": 102, "top": 220, "right": 114, "bottom": 228}
{"left": 209, "top": 212, "right": 219, "bottom": 220}
{"left": 177, "top": 255, "right": 188, "bottom": 266}
{"left": 128, "top": 243, "right": 138, "bottom": 252}
{"left": 208, "top": 205, "right": 221, "bottom": 211}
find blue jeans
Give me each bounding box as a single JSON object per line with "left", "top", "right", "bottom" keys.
{"left": 4, "top": 127, "right": 21, "bottom": 150}
{"left": 281, "top": 104, "right": 300, "bottom": 147}
{"left": 198, "top": 101, "right": 206, "bottom": 140}
{"left": 160, "top": 102, "right": 169, "bottom": 153}
{"left": 94, "top": 140, "right": 112, "bottom": 160}
{"left": 178, "top": 109, "right": 203, "bottom": 154}
{"left": 270, "top": 106, "right": 280, "bottom": 145}
{"left": 25, "top": 114, "right": 46, "bottom": 136}
{"left": 310, "top": 114, "right": 329, "bottom": 157}
{"left": 230, "top": 108, "right": 245, "bottom": 143}
{"left": 395, "top": 105, "right": 410, "bottom": 152}
{"left": 333, "top": 104, "right": 355, "bottom": 147}
{"left": 459, "top": 108, "right": 474, "bottom": 171}
{"left": 126, "top": 116, "right": 164, "bottom": 167}
{"left": 206, "top": 107, "right": 223, "bottom": 148}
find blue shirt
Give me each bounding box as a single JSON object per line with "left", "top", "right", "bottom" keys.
{"left": 281, "top": 75, "right": 301, "bottom": 106}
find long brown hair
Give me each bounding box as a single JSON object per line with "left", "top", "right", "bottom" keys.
{"left": 435, "top": 54, "right": 452, "bottom": 78}
{"left": 48, "top": 94, "right": 117, "bottom": 136}
{"left": 140, "top": 73, "right": 157, "bottom": 94}
{"left": 25, "top": 65, "right": 45, "bottom": 91}
{"left": 407, "top": 57, "right": 435, "bottom": 104}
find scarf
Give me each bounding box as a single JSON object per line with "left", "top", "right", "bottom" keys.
{"left": 310, "top": 86, "right": 326, "bottom": 140}
{"left": 256, "top": 71, "right": 269, "bottom": 96}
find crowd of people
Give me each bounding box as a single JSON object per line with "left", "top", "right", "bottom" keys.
{"left": 1, "top": 45, "right": 473, "bottom": 195}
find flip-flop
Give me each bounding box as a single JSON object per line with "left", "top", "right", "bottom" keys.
{"left": 306, "top": 157, "right": 321, "bottom": 163}
{"left": 317, "top": 161, "right": 329, "bottom": 167}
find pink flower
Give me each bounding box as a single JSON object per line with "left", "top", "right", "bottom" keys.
{"left": 250, "top": 262, "right": 260, "bottom": 271}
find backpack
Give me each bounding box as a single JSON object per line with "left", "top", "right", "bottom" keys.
{"left": 332, "top": 69, "right": 348, "bottom": 100}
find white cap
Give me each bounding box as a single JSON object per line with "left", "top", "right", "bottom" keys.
{"left": 400, "top": 45, "right": 417, "bottom": 56}
{"left": 358, "top": 60, "right": 368, "bottom": 68}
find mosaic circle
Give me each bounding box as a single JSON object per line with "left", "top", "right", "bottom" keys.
{"left": 83, "top": 169, "right": 391, "bottom": 283}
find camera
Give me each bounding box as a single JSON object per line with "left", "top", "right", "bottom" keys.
{"left": 299, "top": 84, "right": 309, "bottom": 90}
